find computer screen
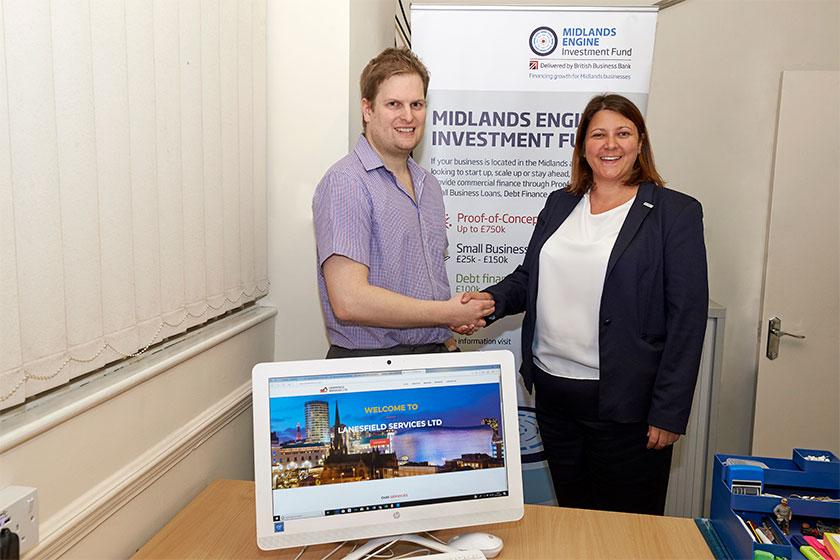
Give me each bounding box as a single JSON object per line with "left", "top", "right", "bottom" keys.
{"left": 252, "top": 350, "right": 523, "bottom": 551}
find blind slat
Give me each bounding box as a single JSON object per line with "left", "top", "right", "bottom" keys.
{"left": 0, "top": 1, "right": 24, "bottom": 408}
{"left": 93, "top": 0, "right": 137, "bottom": 345}
{"left": 126, "top": 0, "right": 162, "bottom": 328}
{"left": 220, "top": 1, "right": 241, "bottom": 309}
{"left": 253, "top": 0, "right": 267, "bottom": 285}
{"left": 6, "top": 1, "right": 67, "bottom": 385}
{"left": 201, "top": 0, "right": 224, "bottom": 312}
{"left": 53, "top": 0, "right": 104, "bottom": 352}
{"left": 181, "top": 0, "right": 207, "bottom": 324}
{"left": 238, "top": 0, "right": 255, "bottom": 293}
{"left": 154, "top": 0, "right": 186, "bottom": 326}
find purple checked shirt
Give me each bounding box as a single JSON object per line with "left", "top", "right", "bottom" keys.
{"left": 313, "top": 135, "right": 451, "bottom": 349}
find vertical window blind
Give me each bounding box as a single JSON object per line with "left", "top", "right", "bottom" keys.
{"left": 0, "top": 0, "right": 268, "bottom": 412}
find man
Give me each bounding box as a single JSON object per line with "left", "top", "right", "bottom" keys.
{"left": 773, "top": 497, "right": 792, "bottom": 535}
{"left": 312, "top": 48, "right": 494, "bottom": 358}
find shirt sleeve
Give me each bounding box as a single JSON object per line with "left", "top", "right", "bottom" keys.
{"left": 312, "top": 170, "right": 372, "bottom": 268}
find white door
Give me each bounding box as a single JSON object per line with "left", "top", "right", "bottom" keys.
{"left": 752, "top": 71, "right": 840, "bottom": 457}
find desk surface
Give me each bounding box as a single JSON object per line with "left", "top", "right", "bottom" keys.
{"left": 133, "top": 480, "right": 713, "bottom": 559}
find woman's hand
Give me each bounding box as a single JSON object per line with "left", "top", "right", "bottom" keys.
{"left": 450, "top": 292, "right": 494, "bottom": 335}
{"left": 646, "top": 426, "right": 680, "bottom": 450}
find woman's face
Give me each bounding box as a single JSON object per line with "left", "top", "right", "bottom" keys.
{"left": 584, "top": 109, "right": 641, "bottom": 188}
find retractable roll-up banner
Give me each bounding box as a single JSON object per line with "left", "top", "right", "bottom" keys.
{"left": 412, "top": 5, "right": 658, "bottom": 504}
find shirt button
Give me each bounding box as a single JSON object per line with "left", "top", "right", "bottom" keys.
{"left": 602, "top": 318, "right": 612, "bottom": 326}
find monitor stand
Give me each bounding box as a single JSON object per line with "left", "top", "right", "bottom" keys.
{"left": 342, "top": 533, "right": 457, "bottom": 560}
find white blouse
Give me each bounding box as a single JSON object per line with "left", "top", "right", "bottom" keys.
{"left": 532, "top": 192, "right": 635, "bottom": 380}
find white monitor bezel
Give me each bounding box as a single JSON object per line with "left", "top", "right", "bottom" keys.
{"left": 251, "top": 349, "right": 524, "bottom": 551}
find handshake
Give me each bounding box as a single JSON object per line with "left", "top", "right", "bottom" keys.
{"left": 445, "top": 291, "right": 495, "bottom": 336}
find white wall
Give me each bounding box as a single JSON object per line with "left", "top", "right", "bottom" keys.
{"left": 350, "top": 1, "right": 398, "bottom": 146}
{"left": 266, "top": 0, "right": 838, "bottom": 454}
{"left": 266, "top": 0, "right": 392, "bottom": 361}
{"left": 69, "top": 410, "right": 256, "bottom": 559}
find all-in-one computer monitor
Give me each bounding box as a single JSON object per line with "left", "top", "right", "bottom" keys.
{"left": 252, "top": 350, "right": 524, "bottom": 553}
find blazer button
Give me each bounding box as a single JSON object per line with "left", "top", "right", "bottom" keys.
{"left": 602, "top": 318, "right": 612, "bottom": 326}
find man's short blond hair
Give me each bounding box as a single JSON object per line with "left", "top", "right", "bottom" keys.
{"left": 359, "top": 48, "right": 430, "bottom": 128}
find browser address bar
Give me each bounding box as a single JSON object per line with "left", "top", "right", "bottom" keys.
{"left": 269, "top": 369, "right": 499, "bottom": 397}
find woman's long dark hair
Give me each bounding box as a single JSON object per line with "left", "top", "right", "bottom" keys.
{"left": 568, "top": 94, "right": 665, "bottom": 195}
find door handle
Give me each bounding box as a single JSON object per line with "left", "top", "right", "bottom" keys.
{"left": 766, "top": 316, "right": 805, "bottom": 360}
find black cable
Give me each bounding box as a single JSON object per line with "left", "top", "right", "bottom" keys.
{"left": 395, "top": 15, "right": 410, "bottom": 48}
{"left": 397, "top": 0, "right": 411, "bottom": 34}
{"left": 0, "top": 528, "right": 20, "bottom": 560}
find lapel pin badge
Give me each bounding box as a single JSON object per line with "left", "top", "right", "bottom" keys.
{"left": 643, "top": 202, "right": 654, "bottom": 208}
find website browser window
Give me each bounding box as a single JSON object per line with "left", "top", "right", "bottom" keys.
{"left": 265, "top": 365, "right": 508, "bottom": 530}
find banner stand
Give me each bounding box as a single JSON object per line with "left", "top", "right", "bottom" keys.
{"left": 412, "top": 4, "right": 658, "bottom": 504}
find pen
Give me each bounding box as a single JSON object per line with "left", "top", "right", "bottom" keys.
{"left": 747, "top": 520, "right": 764, "bottom": 542}
{"left": 800, "top": 545, "right": 827, "bottom": 560}
{"left": 736, "top": 513, "right": 757, "bottom": 542}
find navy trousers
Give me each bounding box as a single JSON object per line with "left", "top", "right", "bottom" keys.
{"left": 534, "top": 368, "right": 673, "bottom": 515}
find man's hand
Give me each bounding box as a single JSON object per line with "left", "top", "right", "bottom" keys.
{"left": 460, "top": 291, "right": 493, "bottom": 304}
{"left": 646, "top": 425, "right": 680, "bottom": 450}
{"left": 442, "top": 293, "right": 494, "bottom": 329}
{"left": 449, "top": 291, "right": 495, "bottom": 335}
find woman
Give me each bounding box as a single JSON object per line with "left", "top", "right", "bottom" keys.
{"left": 461, "top": 94, "right": 708, "bottom": 515}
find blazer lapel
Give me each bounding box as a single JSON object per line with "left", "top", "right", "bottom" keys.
{"left": 606, "top": 182, "right": 655, "bottom": 279}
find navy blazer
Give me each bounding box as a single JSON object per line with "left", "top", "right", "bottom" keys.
{"left": 485, "top": 182, "right": 709, "bottom": 434}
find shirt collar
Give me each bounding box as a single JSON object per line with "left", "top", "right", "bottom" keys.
{"left": 354, "top": 134, "right": 384, "bottom": 171}
{"left": 353, "top": 134, "right": 427, "bottom": 183}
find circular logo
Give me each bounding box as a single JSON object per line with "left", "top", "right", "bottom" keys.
{"left": 529, "top": 26, "right": 558, "bottom": 56}
{"left": 518, "top": 408, "right": 545, "bottom": 462}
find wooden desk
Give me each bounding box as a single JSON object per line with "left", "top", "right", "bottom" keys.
{"left": 134, "top": 480, "right": 713, "bottom": 559}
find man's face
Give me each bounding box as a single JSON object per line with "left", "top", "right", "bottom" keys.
{"left": 362, "top": 73, "right": 426, "bottom": 161}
